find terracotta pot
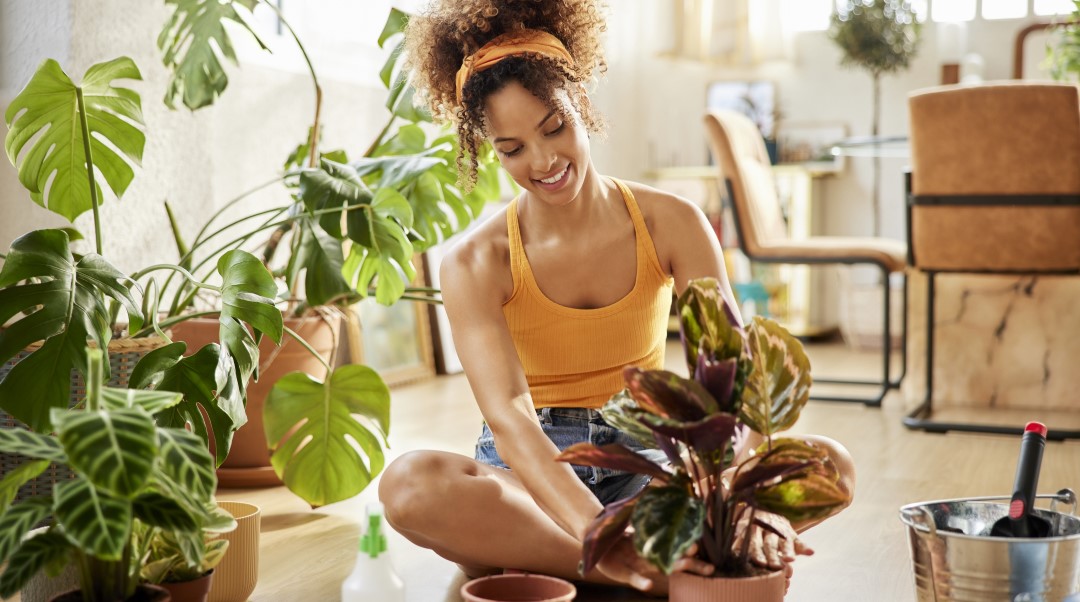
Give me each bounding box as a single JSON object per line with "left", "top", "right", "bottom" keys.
{"left": 207, "top": 502, "right": 260, "bottom": 602}
{"left": 50, "top": 584, "right": 171, "bottom": 602}
{"left": 159, "top": 570, "right": 214, "bottom": 602}
{"left": 669, "top": 569, "right": 785, "bottom": 602}
{"left": 169, "top": 315, "right": 338, "bottom": 487}
{"left": 460, "top": 574, "right": 576, "bottom": 602}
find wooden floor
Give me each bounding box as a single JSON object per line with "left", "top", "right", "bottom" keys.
{"left": 214, "top": 341, "right": 1080, "bottom": 602}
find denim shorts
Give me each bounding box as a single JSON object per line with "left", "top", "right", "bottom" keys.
{"left": 474, "top": 407, "right": 667, "bottom": 505}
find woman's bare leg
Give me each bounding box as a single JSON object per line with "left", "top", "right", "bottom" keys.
{"left": 378, "top": 450, "right": 621, "bottom": 585}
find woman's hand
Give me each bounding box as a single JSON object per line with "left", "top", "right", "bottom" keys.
{"left": 732, "top": 510, "right": 813, "bottom": 592}
{"left": 594, "top": 533, "right": 714, "bottom": 593}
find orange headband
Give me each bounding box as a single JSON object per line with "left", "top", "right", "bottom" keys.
{"left": 455, "top": 29, "right": 575, "bottom": 106}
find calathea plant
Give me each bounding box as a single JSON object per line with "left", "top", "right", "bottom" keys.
{"left": 150, "top": 3, "right": 506, "bottom": 507}
{"left": 1, "top": 54, "right": 283, "bottom": 462}
{"left": 0, "top": 349, "right": 235, "bottom": 601}
{"left": 558, "top": 278, "right": 851, "bottom": 576}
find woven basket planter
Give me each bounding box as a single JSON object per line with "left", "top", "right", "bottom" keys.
{"left": 0, "top": 334, "right": 170, "bottom": 503}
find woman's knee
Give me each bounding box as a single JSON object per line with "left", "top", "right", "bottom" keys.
{"left": 801, "top": 434, "right": 856, "bottom": 503}
{"left": 379, "top": 451, "right": 467, "bottom": 530}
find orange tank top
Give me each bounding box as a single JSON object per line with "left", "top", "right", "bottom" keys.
{"left": 502, "top": 179, "right": 674, "bottom": 409}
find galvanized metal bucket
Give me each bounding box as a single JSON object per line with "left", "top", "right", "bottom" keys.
{"left": 899, "top": 489, "right": 1080, "bottom": 601}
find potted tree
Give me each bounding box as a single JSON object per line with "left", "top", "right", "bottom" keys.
{"left": 827, "top": 0, "right": 922, "bottom": 237}
{"left": 149, "top": 2, "right": 507, "bottom": 506}
{"left": 557, "top": 278, "right": 852, "bottom": 600}
{"left": 0, "top": 348, "right": 236, "bottom": 602}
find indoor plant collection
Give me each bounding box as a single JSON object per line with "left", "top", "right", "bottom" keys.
{"left": 558, "top": 278, "right": 852, "bottom": 600}
{"left": 0, "top": 349, "right": 235, "bottom": 601}
{"left": 147, "top": 2, "right": 506, "bottom": 507}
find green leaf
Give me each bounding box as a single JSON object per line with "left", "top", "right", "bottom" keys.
{"left": 378, "top": 7, "right": 409, "bottom": 48}
{"left": 372, "top": 187, "right": 414, "bottom": 228}
{"left": 754, "top": 472, "right": 850, "bottom": 524}
{"left": 0, "top": 430, "right": 65, "bottom": 463}
{"left": 99, "top": 388, "right": 183, "bottom": 414}
{"left": 156, "top": 428, "right": 216, "bottom": 502}
{"left": 217, "top": 249, "right": 283, "bottom": 390}
{"left": 556, "top": 443, "right": 669, "bottom": 482}
{"left": 739, "top": 317, "right": 812, "bottom": 437}
{"left": 631, "top": 486, "right": 705, "bottom": 575}
{"left": 53, "top": 477, "right": 131, "bottom": 561}
{"left": 164, "top": 201, "right": 192, "bottom": 271}
{"left": 731, "top": 439, "right": 829, "bottom": 501}
{"left": 0, "top": 498, "right": 52, "bottom": 566}
{"left": 133, "top": 491, "right": 198, "bottom": 532}
{"left": 598, "top": 390, "right": 661, "bottom": 449}
{"left": 264, "top": 365, "right": 390, "bottom": 508}
{"left": 0, "top": 529, "right": 71, "bottom": 599}
{"left": 677, "top": 277, "right": 745, "bottom": 377}
{"left": 380, "top": 39, "right": 404, "bottom": 88}
{"left": 291, "top": 219, "right": 351, "bottom": 308}
{"left": 146, "top": 343, "right": 243, "bottom": 467}
{"left": 0, "top": 460, "right": 50, "bottom": 513}
{"left": 300, "top": 158, "right": 374, "bottom": 240}
{"left": 55, "top": 407, "right": 157, "bottom": 498}
{"left": 4, "top": 57, "right": 145, "bottom": 222}
{"left": 159, "top": 0, "right": 267, "bottom": 111}
{"left": 0, "top": 230, "right": 144, "bottom": 431}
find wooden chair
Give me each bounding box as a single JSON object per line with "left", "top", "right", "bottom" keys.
{"left": 904, "top": 81, "right": 1080, "bottom": 440}
{"left": 704, "top": 110, "right": 907, "bottom": 406}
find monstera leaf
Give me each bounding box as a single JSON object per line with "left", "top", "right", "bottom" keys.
{"left": 264, "top": 365, "right": 390, "bottom": 508}
{"left": 4, "top": 57, "right": 145, "bottom": 222}
{"left": 0, "top": 230, "right": 143, "bottom": 431}
{"left": 216, "top": 249, "right": 283, "bottom": 384}
{"left": 159, "top": 0, "right": 267, "bottom": 111}
{"left": 739, "top": 317, "right": 812, "bottom": 437}
{"left": 285, "top": 219, "right": 351, "bottom": 308}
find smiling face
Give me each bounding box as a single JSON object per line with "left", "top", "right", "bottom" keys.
{"left": 484, "top": 81, "right": 593, "bottom": 207}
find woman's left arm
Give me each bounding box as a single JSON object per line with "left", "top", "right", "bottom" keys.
{"left": 646, "top": 190, "right": 741, "bottom": 318}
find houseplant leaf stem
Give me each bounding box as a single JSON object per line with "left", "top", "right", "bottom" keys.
{"left": 75, "top": 87, "right": 103, "bottom": 256}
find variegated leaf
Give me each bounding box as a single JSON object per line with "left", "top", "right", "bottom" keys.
{"left": 677, "top": 277, "right": 745, "bottom": 375}
{"left": 156, "top": 428, "right": 216, "bottom": 501}
{"left": 54, "top": 407, "right": 156, "bottom": 498}
{"left": 598, "top": 389, "right": 657, "bottom": 448}
{"left": 754, "top": 472, "right": 850, "bottom": 524}
{"left": 631, "top": 486, "right": 705, "bottom": 575}
{"left": 100, "top": 387, "right": 182, "bottom": 414}
{"left": 556, "top": 443, "right": 670, "bottom": 481}
{"left": 624, "top": 367, "right": 717, "bottom": 421}
{"left": 53, "top": 477, "right": 131, "bottom": 561}
{"left": 0, "top": 529, "right": 71, "bottom": 598}
{"left": 581, "top": 491, "right": 642, "bottom": 575}
{"left": 0, "top": 429, "right": 64, "bottom": 463}
{"left": 739, "top": 317, "right": 812, "bottom": 437}
{"left": 133, "top": 491, "right": 198, "bottom": 532}
{"left": 0, "top": 497, "right": 51, "bottom": 565}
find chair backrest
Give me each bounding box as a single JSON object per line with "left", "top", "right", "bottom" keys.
{"left": 908, "top": 81, "right": 1080, "bottom": 271}
{"left": 704, "top": 110, "right": 788, "bottom": 257}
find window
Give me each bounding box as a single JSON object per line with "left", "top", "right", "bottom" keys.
{"left": 1034, "top": 0, "right": 1077, "bottom": 15}
{"left": 982, "top": 0, "right": 1027, "bottom": 19}
{"left": 932, "top": 0, "right": 976, "bottom": 22}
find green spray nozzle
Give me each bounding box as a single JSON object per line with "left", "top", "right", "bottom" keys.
{"left": 360, "top": 502, "right": 388, "bottom": 558}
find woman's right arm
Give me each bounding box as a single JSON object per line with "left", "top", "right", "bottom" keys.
{"left": 440, "top": 237, "right": 605, "bottom": 542}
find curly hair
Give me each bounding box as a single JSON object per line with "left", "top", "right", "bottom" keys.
{"left": 404, "top": 0, "right": 608, "bottom": 186}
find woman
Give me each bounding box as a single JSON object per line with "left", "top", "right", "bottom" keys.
{"left": 378, "top": 0, "right": 855, "bottom": 593}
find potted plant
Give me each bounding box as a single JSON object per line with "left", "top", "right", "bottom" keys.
{"left": 148, "top": 2, "right": 507, "bottom": 506}
{"left": 827, "top": 0, "right": 922, "bottom": 237}
{"left": 0, "top": 348, "right": 236, "bottom": 602}
{"left": 1048, "top": 1, "right": 1080, "bottom": 81}
{"left": 1, "top": 53, "right": 284, "bottom": 471}
{"left": 556, "top": 278, "right": 852, "bottom": 600}
{"left": 134, "top": 520, "right": 232, "bottom": 602}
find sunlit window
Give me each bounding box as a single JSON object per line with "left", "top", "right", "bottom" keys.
{"left": 933, "top": 0, "right": 976, "bottom": 22}
{"left": 782, "top": 0, "right": 832, "bottom": 32}
{"left": 910, "top": 0, "right": 930, "bottom": 22}
{"left": 982, "top": 0, "right": 1027, "bottom": 19}
{"left": 1034, "top": 0, "right": 1077, "bottom": 15}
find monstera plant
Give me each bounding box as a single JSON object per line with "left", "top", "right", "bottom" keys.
{"left": 1, "top": 53, "right": 283, "bottom": 464}
{"left": 146, "top": 3, "right": 506, "bottom": 507}
{"left": 0, "top": 349, "right": 235, "bottom": 601}
{"left": 558, "top": 278, "right": 851, "bottom": 592}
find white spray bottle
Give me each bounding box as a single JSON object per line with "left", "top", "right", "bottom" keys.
{"left": 341, "top": 502, "right": 405, "bottom": 602}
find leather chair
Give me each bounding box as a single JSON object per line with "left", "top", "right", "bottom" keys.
{"left": 705, "top": 110, "right": 907, "bottom": 406}
{"left": 904, "top": 81, "right": 1080, "bottom": 439}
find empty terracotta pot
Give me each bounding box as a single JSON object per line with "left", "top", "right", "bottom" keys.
{"left": 460, "top": 574, "right": 576, "bottom": 602}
